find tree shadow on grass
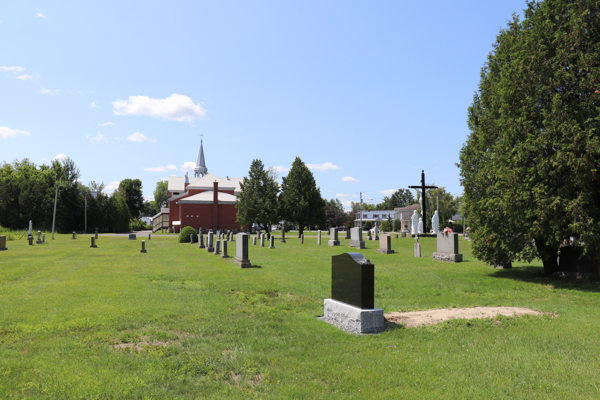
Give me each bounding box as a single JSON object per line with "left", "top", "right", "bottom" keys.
{"left": 488, "top": 266, "right": 600, "bottom": 293}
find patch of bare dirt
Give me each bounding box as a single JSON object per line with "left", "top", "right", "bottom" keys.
{"left": 111, "top": 336, "right": 180, "bottom": 351}
{"left": 385, "top": 306, "right": 546, "bottom": 328}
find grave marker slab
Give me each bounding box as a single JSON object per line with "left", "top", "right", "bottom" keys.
{"left": 128, "top": 233, "right": 136, "bottom": 240}
{"left": 269, "top": 236, "right": 275, "bottom": 249}
{"left": 36, "top": 231, "right": 42, "bottom": 244}
{"left": 376, "top": 234, "right": 395, "bottom": 254}
{"left": 316, "top": 230, "right": 321, "bottom": 245}
{"left": 222, "top": 240, "right": 229, "bottom": 258}
{"left": 234, "top": 233, "right": 251, "bottom": 268}
{"left": 260, "top": 235, "right": 265, "bottom": 247}
{"left": 328, "top": 228, "right": 340, "bottom": 246}
{"left": 253, "top": 236, "right": 257, "bottom": 246}
{"left": 301, "top": 234, "right": 304, "bottom": 244}
{"left": 198, "top": 234, "right": 205, "bottom": 249}
{"left": 349, "top": 227, "right": 365, "bottom": 249}
{"left": 207, "top": 232, "right": 214, "bottom": 252}
{"left": 72, "top": 232, "right": 77, "bottom": 240}
{"left": 324, "top": 253, "right": 384, "bottom": 334}
{"left": 90, "top": 236, "right": 97, "bottom": 248}
{"left": 413, "top": 239, "right": 421, "bottom": 257}
{"left": 214, "top": 240, "right": 221, "bottom": 255}
{"left": 432, "top": 233, "right": 463, "bottom": 262}
{"left": 0, "top": 235, "right": 7, "bottom": 251}
{"left": 140, "top": 240, "right": 147, "bottom": 253}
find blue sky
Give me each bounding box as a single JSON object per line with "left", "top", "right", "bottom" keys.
{"left": 1, "top": 1, "right": 526, "bottom": 209}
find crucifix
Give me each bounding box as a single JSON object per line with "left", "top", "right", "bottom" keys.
{"left": 200, "top": 133, "right": 204, "bottom": 142}
{"left": 408, "top": 170, "right": 438, "bottom": 234}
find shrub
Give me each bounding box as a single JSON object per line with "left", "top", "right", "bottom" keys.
{"left": 130, "top": 218, "right": 152, "bottom": 231}
{"left": 178, "top": 226, "right": 197, "bottom": 243}
{"left": 363, "top": 221, "right": 373, "bottom": 231}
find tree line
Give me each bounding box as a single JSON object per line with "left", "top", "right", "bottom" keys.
{"left": 0, "top": 158, "right": 150, "bottom": 233}
{"left": 235, "top": 157, "right": 462, "bottom": 236}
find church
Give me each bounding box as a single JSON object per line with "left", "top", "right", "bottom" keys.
{"left": 164, "top": 140, "right": 244, "bottom": 232}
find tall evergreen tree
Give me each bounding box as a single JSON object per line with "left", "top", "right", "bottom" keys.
{"left": 117, "top": 179, "right": 144, "bottom": 219}
{"left": 279, "top": 157, "right": 326, "bottom": 237}
{"left": 236, "top": 160, "right": 280, "bottom": 236}
{"left": 459, "top": 0, "right": 600, "bottom": 275}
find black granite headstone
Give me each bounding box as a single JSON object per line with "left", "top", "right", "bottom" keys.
{"left": 558, "top": 246, "right": 591, "bottom": 275}
{"left": 331, "top": 253, "right": 374, "bottom": 309}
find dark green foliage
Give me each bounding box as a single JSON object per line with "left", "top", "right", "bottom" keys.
{"left": 117, "top": 179, "right": 144, "bottom": 219}
{"left": 279, "top": 157, "right": 326, "bottom": 237}
{"left": 378, "top": 189, "right": 415, "bottom": 210}
{"left": 459, "top": 0, "right": 600, "bottom": 275}
{"left": 363, "top": 221, "right": 373, "bottom": 231}
{"left": 178, "top": 226, "right": 197, "bottom": 243}
{"left": 0, "top": 158, "right": 132, "bottom": 233}
{"left": 324, "top": 199, "right": 346, "bottom": 228}
{"left": 236, "top": 160, "right": 280, "bottom": 235}
{"left": 130, "top": 218, "right": 152, "bottom": 231}
{"left": 425, "top": 187, "right": 458, "bottom": 226}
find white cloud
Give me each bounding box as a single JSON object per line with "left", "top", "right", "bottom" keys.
{"left": 143, "top": 165, "right": 177, "bottom": 172}
{"left": 86, "top": 133, "right": 107, "bottom": 144}
{"left": 181, "top": 161, "right": 196, "bottom": 172}
{"left": 35, "top": 13, "right": 46, "bottom": 18}
{"left": 340, "top": 200, "right": 352, "bottom": 209}
{"left": 341, "top": 176, "right": 358, "bottom": 182}
{"left": 0, "top": 66, "right": 25, "bottom": 72}
{"left": 54, "top": 153, "right": 68, "bottom": 161}
{"left": 126, "top": 132, "right": 156, "bottom": 143}
{"left": 271, "top": 165, "right": 290, "bottom": 173}
{"left": 16, "top": 74, "right": 36, "bottom": 80}
{"left": 307, "top": 162, "right": 341, "bottom": 172}
{"left": 351, "top": 194, "right": 357, "bottom": 198}
{"left": 335, "top": 193, "right": 348, "bottom": 198}
{"left": 0, "top": 126, "right": 31, "bottom": 139}
{"left": 40, "top": 88, "right": 59, "bottom": 95}
{"left": 104, "top": 181, "right": 120, "bottom": 194}
{"left": 98, "top": 121, "right": 114, "bottom": 126}
{"left": 113, "top": 94, "right": 207, "bottom": 122}
{"left": 380, "top": 189, "right": 396, "bottom": 196}
{"left": 90, "top": 101, "right": 99, "bottom": 108}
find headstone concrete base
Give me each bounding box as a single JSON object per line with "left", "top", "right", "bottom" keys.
{"left": 376, "top": 249, "right": 395, "bottom": 254}
{"left": 348, "top": 240, "right": 365, "bottom": 249}
{"left": 234, "top": 257, "right": 252, "bottom": 268}
{"left": 328, "top": 240, "right": 340, "bottom": 246}
{"left": 323, "top": 298, "right": 384, "bottom": 334}
{"left": 432, "top": 252, "right": 463, "bottom": 262}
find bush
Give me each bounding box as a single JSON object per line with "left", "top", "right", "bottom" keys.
{"left": 129, "top": 218, "right": 152, "bottom": 231}
{"left": 178, "top": 226, "right": 197, "bottom": 243}
{"left": 363, "top": 221, "right": 373, "bottom": 231}
{"left": 380, "top": 220, "right": 392, "bottom": 232}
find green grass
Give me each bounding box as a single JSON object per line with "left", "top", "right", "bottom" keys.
{"left": 1, "top": 235, "right": 600, "bottom": 399}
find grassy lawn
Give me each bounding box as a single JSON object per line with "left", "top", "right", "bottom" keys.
{"left": 1, "top": 235, "right": 600, "bottom": 399}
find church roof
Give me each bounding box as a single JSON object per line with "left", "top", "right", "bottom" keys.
{"left": 168, "top": 173, "right": 243, "bottom": 193}
{"left": 178, "top": 190, "right": 237, "bottom": 204}
{"left": 195, "top": 140, "right": 208, "bottom": 176}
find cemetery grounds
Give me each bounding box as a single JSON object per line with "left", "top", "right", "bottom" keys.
{"left": 1, "top": 233, "right": 600, "bottom": 399}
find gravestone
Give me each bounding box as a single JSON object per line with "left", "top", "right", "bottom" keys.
{"left": 252, "top": 236, "right": 257, "bottom": 246}
{"left": 190, "top": 235, "right": 195, "bottom": 244}
{"left": 198, "top": 234, "right": 205, "bottom": 249}
{"left": 328, "top": 228, "right": 340, "bottom": 246}
{"left": 128, "top": 233, "right": 136, "bottom": 240}
{"left": 214, "top": 240, "right": 221, "bottom": 255}
{"left": 28, "top": 220, "right": 33, "bottom": 245}
{"left": 376, "top": 234, "right": 395, "bottom": 254}
{"left": 140, "top": 240, "right": 147, "bottom": 253}
{"left": 90, "top": 236, "right": 97, "bottom": 248}
{"left": 0, "top": 235, "right": 7, "bottom": 251}
{"left": 229, "top": 232, "right": 233, "bottom": 241}
{"left": 280, "top": 227, "right": 286, "bottom": 243}
{"left": 222, "top": 240, "right": 229, "bottom": 258}
{"left": 367, "top": 230, "right": 372, "bottom": 241}
{"left": 72, "top": 232, "right": 77, "bottom": 240}
{"left": 269, "top": 236, "right": 275, "bottom": 249}
{"left": 349, "top": 227, "right": 365, "bottom": 249}
{"left": 36, "top": 231, "right": 42, "bottom": 244}
{"left": 432, "top": 233, "right": 463, "bottom": 262}
{"left": 316, "top": 230, "right": 321, "bottom": 245}
{"left": 323, "top": 253, "right": 384, "bottom": 334}
{"left": 148, "top": 233, "right": 151, "bottom": 240}
{"left": 413, "top": 237, "right": 421, "bottom": 257}
{"left": 234, "top": 233, "right": 251, "bottom": 268}
{"left": 260, "top": 234, "right": 265, "bottom": 247}
{"left": 28, "top": 236, "right": 33, "bottom": 246}
{"left": 301, "top": 234, "right": 304, "bottom": 244}
{"left": 207, "top": 232, "right": 214, "bottom": 252}
{"left": 42, "top": 233, "right": 45, "bottom": 244}
{"left": 374, "top": 226, "right": 379, "bottom": 241}
{"left": 345, "top": 229, "right": 351, "bottom": 240}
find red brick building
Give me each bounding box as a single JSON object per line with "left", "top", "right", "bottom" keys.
{"left": 166, "top": 140, "right": 243, "bottom": 232}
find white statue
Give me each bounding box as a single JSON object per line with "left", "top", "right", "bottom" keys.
{"left": 411, "top": 211, "right": 419, "bottom": 235}
{"left": 432, "top": 210, "right": 440, "bottom": 234}
{"left": 418, "top": 217, "right": 423, "bottom": 234}
{"left": 28, "top": 220, "right": 32, "bottom": 235}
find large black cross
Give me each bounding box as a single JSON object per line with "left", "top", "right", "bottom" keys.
{"left": 408, "top": 170, "right": 438, "bottom": 234}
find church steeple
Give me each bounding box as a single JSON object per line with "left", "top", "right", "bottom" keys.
{"left": 194, "top": 136, "right": 208, "bottom": 177}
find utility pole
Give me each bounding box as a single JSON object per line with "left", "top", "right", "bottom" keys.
{"left": 84, "top": 193, "right": 87, "bottom": 234}
{"left": 359, "top": 192, "right": 363, "bottom": 229}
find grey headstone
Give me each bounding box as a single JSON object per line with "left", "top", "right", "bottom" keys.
{"left": 269, "top": 236, "right": 275, "bottom": 249}
{"left": 90, "top": 236, "right": 97, "bottom": 248}
{"left": 222, "top": 240, "right": 229, "bottom": 258}
{"left": 214, "top": 240, "right": 221, "bottom": 255}
{"left": 432, "top": 233, "right": 463, "bottom": 262}
{"left": 0, "top": 235, "right": 8, "bottom": 251}
{"left": 317, "top": 230, "right": 321, "bottom": 245}
{"left": 207, "top": 232, "right": 214, "bottom": 252}
{"left": 349, "top": 227, "right": 365, "bottom": 249}
{"left": 235, "top": 233, "right": 251, "bottom": 268}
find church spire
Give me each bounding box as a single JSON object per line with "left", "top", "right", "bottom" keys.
{"left": 194, "top": 135, "right": 208, "bottom": 177}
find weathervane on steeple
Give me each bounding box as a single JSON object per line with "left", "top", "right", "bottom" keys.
{"left": 194, "top": 134, "right": 208, "bottom": 177}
